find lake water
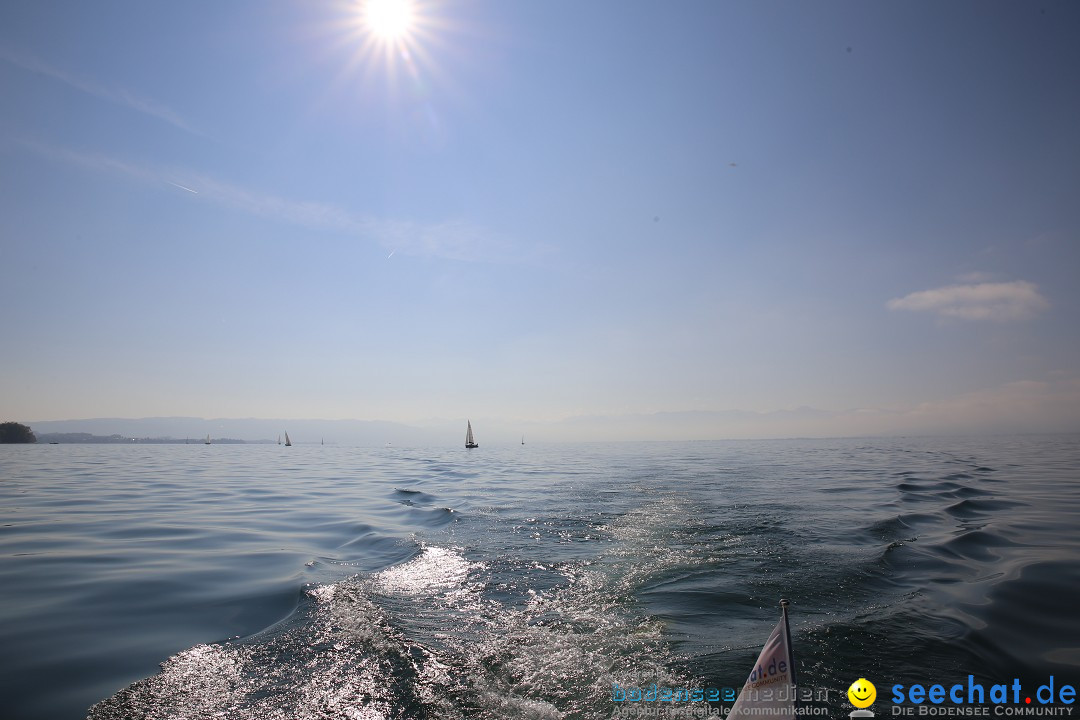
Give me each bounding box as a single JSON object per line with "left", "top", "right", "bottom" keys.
{"left": 1, "top": 436, "right": 1078, "bottom": 719}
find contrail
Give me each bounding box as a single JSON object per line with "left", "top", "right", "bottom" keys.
{"left": 387, "top": 250, "right": 395, "bottom": 259}
{"left": 167, "top": 180, "right": 198, "bottom": 194}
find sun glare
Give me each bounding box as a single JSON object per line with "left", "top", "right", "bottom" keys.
{"left": 364, "top": 0, "right": 415, "bottom": 41}
{"left": 340, "top": 0, "right": 439, "bottom": 88}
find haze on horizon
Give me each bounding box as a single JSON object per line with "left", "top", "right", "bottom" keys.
{"left": 2, "top": 1, "right": 1079, "bottom": 441}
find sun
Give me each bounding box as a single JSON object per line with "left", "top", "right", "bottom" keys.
{"left": 337, "top": 0, "right": 437, "bottom": 84}
{"left": 363, "top": 0, "right": 415, "bottom": 41}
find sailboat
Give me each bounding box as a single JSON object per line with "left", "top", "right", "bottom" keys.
{"left": 284, "top": 431, "right": 292, "bottom": 447}
{"left": 465, "top": 420, "right": 478, "bottom": 449}
{"left": 204, "top": 434, "right": 211, "bottom": 445}
{"left": 727, "top": 600, "right": 799, "bottom": 720}
{"left": 521, "top": 434, "right": 525, "bottom": 445}
{"left": 277, "top": 435, "right": 281, "bottom": 445}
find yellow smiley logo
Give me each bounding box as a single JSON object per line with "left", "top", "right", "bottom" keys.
{"left": 847, "top": 678, "right": 877, "bottom": 709}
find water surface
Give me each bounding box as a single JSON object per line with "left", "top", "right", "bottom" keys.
{"left": 1, "top": 436, "right": 1077, "bottom": 718}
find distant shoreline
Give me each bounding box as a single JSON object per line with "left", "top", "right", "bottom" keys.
{"left": 35, "top": 433, "right": 259, "bottom": 445}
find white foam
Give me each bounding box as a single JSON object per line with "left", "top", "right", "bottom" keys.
{"left": 373, "top": 545, "right": 475, "bottom": 596}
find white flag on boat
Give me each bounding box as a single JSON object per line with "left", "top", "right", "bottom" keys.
{"left": 728, "top": 606, "right": 798, "bottom": 720}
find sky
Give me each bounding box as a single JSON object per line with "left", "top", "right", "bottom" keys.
{"left": 2, "top": 0, "right": 1079, "bottom": 440}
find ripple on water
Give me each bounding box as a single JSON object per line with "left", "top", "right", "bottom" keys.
{"left": 2, "top": 438, "right": 1077, "bottom": 719}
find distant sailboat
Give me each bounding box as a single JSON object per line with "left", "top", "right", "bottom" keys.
{"left": 284, "top": 431, "right": 292, "bottom": 447}
{"left": 465, "top": 420, "right": 478, "bottom": 449}
{"left": 204, "top": 434, "right": 211, "bottom": 445}
{"left": 521, "top": 434, "right": 525, "bottom": 445}
{"left": 277, "top": 435, "right": 281, "bottom": 445}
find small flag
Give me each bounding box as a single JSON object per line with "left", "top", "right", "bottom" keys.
{"left": 728, "top": 600, "right": 799, "bottom": 720}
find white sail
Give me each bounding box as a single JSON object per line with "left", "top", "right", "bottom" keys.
{"left": 284, "top": 431, "right": 291, "bottom": 447}
{"left": 728, "top": 602, "right": 798, "bottom": 720}
{"left": 465, "top": 420, "right": 477, "bottom": 448}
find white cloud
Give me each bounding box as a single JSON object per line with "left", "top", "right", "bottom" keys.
{"left": 887, "top": 280, "right": 1049, "bottom": 321}
{"left": 182, "top": 175, "right": 540, "bottom": 263}
{"left": 18, "top": 140, "right": 160, "bottom": 181}
{"left": 20, "top": 141, "right": 537, "bottom": 264}
{"left": 186, "top": 173, "right": 360, "bottom": 232}
{"left": 1, "top": 49, "right": 199, "bottom": 135}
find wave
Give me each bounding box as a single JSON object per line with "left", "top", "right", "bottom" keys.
{"left": 52, "top": 437, "right": 1080, "bottom": 719}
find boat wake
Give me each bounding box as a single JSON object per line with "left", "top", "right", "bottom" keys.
{"left": 88, "top": 538, "right": 690, "bottom": 720}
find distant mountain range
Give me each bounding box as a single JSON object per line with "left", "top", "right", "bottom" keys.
{"left": 25, "top": 417, "right": 436, "bottom": 446}
{"left": 24, "top": 412, "right": 846, "bottom": 446}
{"left": 19, "top": 404, "right": 1074, "bottom": 446}
{"left": 35, "top": 433, "right": 249, "bottom": 444}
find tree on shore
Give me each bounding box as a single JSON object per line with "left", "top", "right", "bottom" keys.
{"left": 0, "top": 422, "right": 37, "bottom": 443}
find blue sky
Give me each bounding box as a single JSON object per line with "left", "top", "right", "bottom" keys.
{"left": 2, "top": 1, "right": 1078, "bottom": 438}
